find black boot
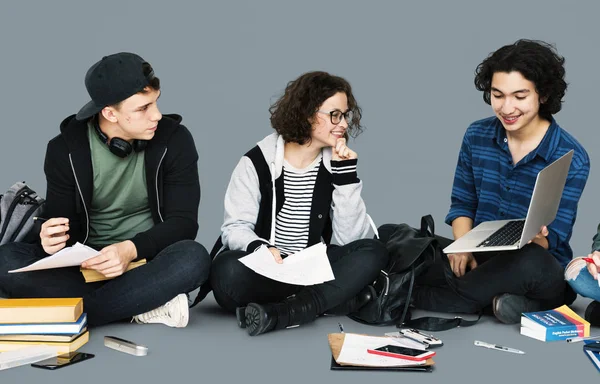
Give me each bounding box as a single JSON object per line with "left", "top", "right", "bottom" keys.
{"left": 244, "top": 293, "right": 318, "bottom": 336}
{"left": 324, "top": 285, "right": 376, "bottom": 316}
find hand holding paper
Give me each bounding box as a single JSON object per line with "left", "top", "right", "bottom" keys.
{"left": 238, "top": 242, "right": 334, "bottom": 285}
{"left": 8, "top": 242, "right": 100, "bottom": 273}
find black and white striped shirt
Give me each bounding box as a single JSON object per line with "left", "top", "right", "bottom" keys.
{"left": 274, "top": 154, "right": 322, "bottom": 256}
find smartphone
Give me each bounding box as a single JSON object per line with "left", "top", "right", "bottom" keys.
{"left": 104, "top": 336, "right": 148, "bottom": 356}
{"left": 367, "top": 345, "right": 436, "bottom": 361}
{"left": 31, "top": 352, "right": 95, "bottom": 370}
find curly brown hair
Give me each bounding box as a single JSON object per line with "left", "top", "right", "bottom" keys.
{"left": 269, "top": 71, "right": 363, "bottom": 144}
{"left": 474, "top": 39, "right": 566, "bottom": 121}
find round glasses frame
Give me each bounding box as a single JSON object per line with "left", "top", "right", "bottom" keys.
{"left": 317, "top": 109, "right": 353, "bottom": 125}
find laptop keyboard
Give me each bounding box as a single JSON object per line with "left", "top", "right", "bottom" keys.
{"left": 476, "top": 220, "right": 525, "bottom": 248}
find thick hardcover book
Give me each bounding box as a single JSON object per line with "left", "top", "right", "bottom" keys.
{"left": 0, "top": 298, "right": 83, "bottom": 324}
{"left": 0, "top": 330, "right": 89, "bottom": 354}
{"left": 520, "top": 305, "right": 590, "bottom": 342}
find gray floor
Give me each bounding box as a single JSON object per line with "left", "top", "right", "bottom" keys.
{"left": 0, "top": 294, "right": 597, "bottom": 383}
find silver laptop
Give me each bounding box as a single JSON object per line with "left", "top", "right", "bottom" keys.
{"left": 443, "top": 149, "right": 573, "bottom": 254}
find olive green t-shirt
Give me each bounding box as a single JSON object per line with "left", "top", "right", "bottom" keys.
{"left": 87, "top": 122, "right": 154, "bottom": 247}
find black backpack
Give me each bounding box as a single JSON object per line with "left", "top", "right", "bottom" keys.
{"left": 0, "top": 181, "right": 45, "bottom": 246}
{"left": 347, "top": 215, "right": 481, "bottom": 332}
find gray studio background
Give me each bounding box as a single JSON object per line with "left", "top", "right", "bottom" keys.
{"left": 0, "top": 1, "right": 599, "bottom": 383}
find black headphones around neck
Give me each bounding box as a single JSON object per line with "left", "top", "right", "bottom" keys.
{"left": 93, "top": 117, "right": 148, "bottom": 158}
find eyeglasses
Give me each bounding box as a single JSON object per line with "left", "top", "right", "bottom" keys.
{"left": 317, "top": 109, "right": 353, "bottom": 125}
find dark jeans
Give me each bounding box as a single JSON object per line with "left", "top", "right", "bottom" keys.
{"left": 210, "top": 238, "right": 389, "bottom": 314}
{"left": 0, "top": 240, "right": 211, "bottom": 326}
{"left": 413, "top": 236, "right": 569, "bottom": 313}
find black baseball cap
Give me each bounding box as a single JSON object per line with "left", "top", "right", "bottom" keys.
{"left": 76, "top": 52, "right": 155, "bottom": 120}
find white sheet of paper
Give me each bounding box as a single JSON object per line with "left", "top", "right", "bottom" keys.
{"left": 8, "top": 242, "right": 100, "bottom": 273}
{"left": 238, "top": 242, "right": 334, "bottom": 285}
{"left": 336, "top": 333, "right": 428, "bottom": 367}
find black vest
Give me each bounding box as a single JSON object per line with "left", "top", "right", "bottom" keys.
{"left": 209, "top": 145, "right": 334, "bottom": 258}
{"left": 196, "top": 146, "right": 335, "bottom": 308}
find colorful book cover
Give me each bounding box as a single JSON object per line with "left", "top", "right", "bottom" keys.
{"left": 520, "top": 305, "right": 590, "bottom": 341}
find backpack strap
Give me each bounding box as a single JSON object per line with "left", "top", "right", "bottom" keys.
{"left": 400, "top": 311, "right": 482, "bottom": 332}
{"left": 420, "top": 214, "right": 435, "bottom": 237}
{"left": 400, "top": 213, "right": 483, "bottom": 332}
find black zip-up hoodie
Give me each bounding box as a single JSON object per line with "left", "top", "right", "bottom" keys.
{"left": 42, "top": 113, "right": 200, "bottom": 260}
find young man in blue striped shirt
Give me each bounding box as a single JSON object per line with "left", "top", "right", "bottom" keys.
{"left": 413, "top": 40, "right": 590, "bottom": 324}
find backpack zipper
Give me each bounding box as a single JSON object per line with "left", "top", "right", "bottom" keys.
{"left": 0, "top": 185, "right": 29, "bottom": 241}
{"left": 381, "top": 270, "right": 390, "bottom": 296}
{"left": 8, "top": 201, "right": 44, "bottom": 242}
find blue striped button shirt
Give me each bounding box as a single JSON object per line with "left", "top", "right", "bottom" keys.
{"left": 445, "top": 116, "right": 590, "bottom": 267}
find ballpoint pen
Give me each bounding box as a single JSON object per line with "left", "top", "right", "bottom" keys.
{"left": 474, "top": 340, "right": 525, "bottom": 354}
{"left": 567, "top": 335, "right": 600, "bottom": 343}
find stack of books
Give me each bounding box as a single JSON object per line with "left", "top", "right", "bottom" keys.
{"left": 0, "top": 298, "right": 89, "bottom": 353}
{"left": 80, "top": 259, "right": 146, "bottom": 283}
{"left": 520, "top": 304, "right": 590, "bottom": 342}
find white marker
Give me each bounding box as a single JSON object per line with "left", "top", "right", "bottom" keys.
{"left": 474, "top": 340, "right": 525, "bottom": 354}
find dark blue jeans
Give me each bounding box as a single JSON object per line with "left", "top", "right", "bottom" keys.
{"left": 0, "top": 240, "right": 211, "bottom": 326}
{"left": 210, "top": 238, "right": 389, "bottom": 314}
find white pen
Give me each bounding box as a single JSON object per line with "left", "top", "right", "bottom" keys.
{"left": 474, "top": 340, "right": 525, "bottom": 354}
{"left": 566, "top": 335, "right": 600, "bottom": 343}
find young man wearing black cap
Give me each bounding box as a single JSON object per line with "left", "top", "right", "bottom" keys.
{"left": 0, "top": 52, "right": 210, "bottom": 328}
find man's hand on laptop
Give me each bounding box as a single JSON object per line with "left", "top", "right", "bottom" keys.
{"left": 448, "top": 252, "right": 477, "bottom": 277}
{"left": 527, "top": 226, "right": 549, "bottom": 249}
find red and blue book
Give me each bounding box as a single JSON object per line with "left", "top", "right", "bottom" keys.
{"left": 520, "top": 305, "right": 590, "bottom": 342}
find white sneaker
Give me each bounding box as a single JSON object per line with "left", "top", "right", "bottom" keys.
{"left": 132, "top": 294, "right": 189, "bottom": 328}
